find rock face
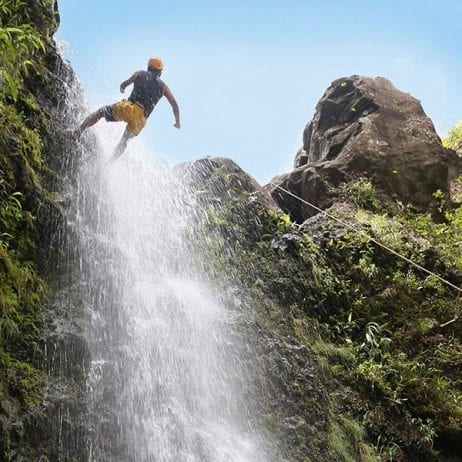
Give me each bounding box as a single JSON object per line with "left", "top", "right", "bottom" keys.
{"left": 181, "top": 160, "right": 351, "bottom": 461}
{"left": 187, "top": 150, "right": 462, "bottom": 461}
{"left": 268, "top": 75, "right": 456, "bottom": 222}
{"left": 183, "top": 152, "right": 462, "bottom": 461}
{"left": 0, "top": 1, "right": 92, "bottom": 460}
{"left": 177, "top": 156, "right": 279, "bottom": 210}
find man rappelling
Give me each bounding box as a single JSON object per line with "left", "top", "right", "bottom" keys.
{"left": 74, "top": 57, "right": 181, "bottom": 160}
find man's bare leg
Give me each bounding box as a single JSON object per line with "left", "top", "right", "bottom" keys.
{"left": 109, "top": 127, "right": 134, "bottom": 162}
{"left": 75, "top": 107, "right": 106, "bottom": 136}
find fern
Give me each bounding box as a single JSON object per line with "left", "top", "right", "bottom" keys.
{"left": 0, "top": 1, "right": 47, "bottom": 100}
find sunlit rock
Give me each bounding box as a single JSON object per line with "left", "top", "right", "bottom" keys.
{"left": 268, "top": 75, "right": 460, "bottom": 221}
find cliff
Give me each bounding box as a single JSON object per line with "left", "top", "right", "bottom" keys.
{"left": 180, "top": 79, "right": 462, "bottom": 460}
{"left": 1, "top": 1, "right": 461, "bottom": 461}
{"left": 0, "top": 1, "right": 86, "bottom": 459}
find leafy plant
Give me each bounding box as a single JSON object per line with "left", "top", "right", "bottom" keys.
{"left": 345, "top": 178, "right": 380, "bottom": 211}
{"left": 442, "top": 120, "right": 462, "bottom": 150}
{"left": 0, "top": 0, "right": 49, "bottom": 100}
{"left": 358, "top": 322, "right": 392, "bottom": 358}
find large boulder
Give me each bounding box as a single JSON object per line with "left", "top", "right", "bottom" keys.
{"left": 268, "top": 75, "right": 459, "bottom": 222}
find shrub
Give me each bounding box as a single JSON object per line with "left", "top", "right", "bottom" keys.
{"left": 442, "top": 120, "right": 462, "bottom": 150}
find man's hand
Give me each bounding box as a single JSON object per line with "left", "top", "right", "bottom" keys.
{"left": 174, "top": 121, "right": 181, "bottom": 129}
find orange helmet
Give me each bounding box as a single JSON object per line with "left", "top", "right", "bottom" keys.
{"left": 148, "top": 58, "right": 164, "bottom": 70}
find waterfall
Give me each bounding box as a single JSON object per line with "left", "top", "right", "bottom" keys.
{"left": 64, "top": 124, "right": 272, "bottom": 461}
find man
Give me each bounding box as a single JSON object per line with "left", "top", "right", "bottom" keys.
{"left": 75, "top": 57, "right": 180, "bottom": 160}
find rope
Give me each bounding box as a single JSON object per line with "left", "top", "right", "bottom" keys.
{"left": 64, "top": 48, "right": 462, "bottom": 295}
{"left": 63, "top": 46, "right": 121, "bottom": 104}
{"left": 270, "top": 182, "right": 462, "bottom": 294}
{"left": 66, "top": 48, "right": 233, "bottom": 163}
{"left": 68, "top": 45, "right": 120, "bottom": 88}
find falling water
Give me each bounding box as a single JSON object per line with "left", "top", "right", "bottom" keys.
{"left": 65, "top": 123, "right": 272, "bottom": 461}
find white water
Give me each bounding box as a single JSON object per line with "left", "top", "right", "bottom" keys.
{"left": 70, "top": 125, "right": 271, "bottom": 461}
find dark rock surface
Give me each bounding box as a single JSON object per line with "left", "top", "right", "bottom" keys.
{"left": 268, "top": 75, "right": 460, "bottom": 222}
{"left": 187, "top": 154, "right": 462, "bottom": 461}
{"left": 177, "top": 156, "right": 279, "bottom": 210}
{"left": 0, "top": 2, "right": 92, "bottom": 460}
{"left": 181, "top": 161, "right": 346, "bottom": 461}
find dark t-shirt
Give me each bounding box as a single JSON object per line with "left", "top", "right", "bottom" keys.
{"left": 128, "top": 70, "right": 165, "bottom": 118}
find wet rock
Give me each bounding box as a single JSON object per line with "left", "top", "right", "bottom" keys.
{"left": 177, "top": 156, "right": 279, "bottom": 210}
{"left": 268, "top": 75, "right": 458, "bottom": 221}
{"left": 271, "top": 232, "right": 301, "bottom": 254}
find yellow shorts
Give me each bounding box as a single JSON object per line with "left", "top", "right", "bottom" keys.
{"left": 108, "top": 100, "right": 147, "bottom": 135}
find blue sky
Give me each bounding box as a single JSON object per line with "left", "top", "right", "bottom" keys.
{"left": 57, "top": 0, "right": 462, "bottom": 184}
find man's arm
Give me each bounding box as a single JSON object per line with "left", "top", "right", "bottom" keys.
{"left": 120, "top": 71, "right": 143, "bottom": 93}
{"left": 163, "top": 85, "right": 181, "bottom": 128}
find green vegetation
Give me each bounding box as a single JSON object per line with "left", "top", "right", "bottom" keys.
{"left": 328, "top": 414, "right": 378, "bottom": 462}
{"left": 0, "top": 104, "right": 49, "bottom": 413}
{"left": 0, "top": 0, "right": 55, "bottom": 100}
{"left": 403, "top": 188, "right": 462, "bottom": 272}
{"left": 194, "top": 169, "right": 462, "bottom": 461}
{"left": 344, "top": 178, "right": 381, "bottom": 212}
{"left": 442, "top": 120, "right": 462, "bottom": 150}
{"left": 319, "top": 183, "right": 461, "bottom": 460}
{"left": 0, "top": 0, "right": 57, "bottom": 458}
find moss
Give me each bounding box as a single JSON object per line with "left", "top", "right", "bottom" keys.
{"left": 312, "top": 340, "right": 354, "bottom": 366}
{"left": 344, "top": 178, "right": 381, "bottom": 212}
{"left": 314, "top": 196, "right": 462, "bottom": 459}
{"left": 329, "top": 419, "right": 358, "bottom": 462}
{"left": 328, "top": 414, "right": 379, "bottom": 462}
{"left": 0, "top": 0, "right": 56, "bottom": 458}
{"left": 190, "top": 162, "right": 462, "bottom": 459}
{"left": 197, "top": 183, "right": 346, "bottom": 319}
{"left": 442, "top": 120, "right": 462, "bottom": 150}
